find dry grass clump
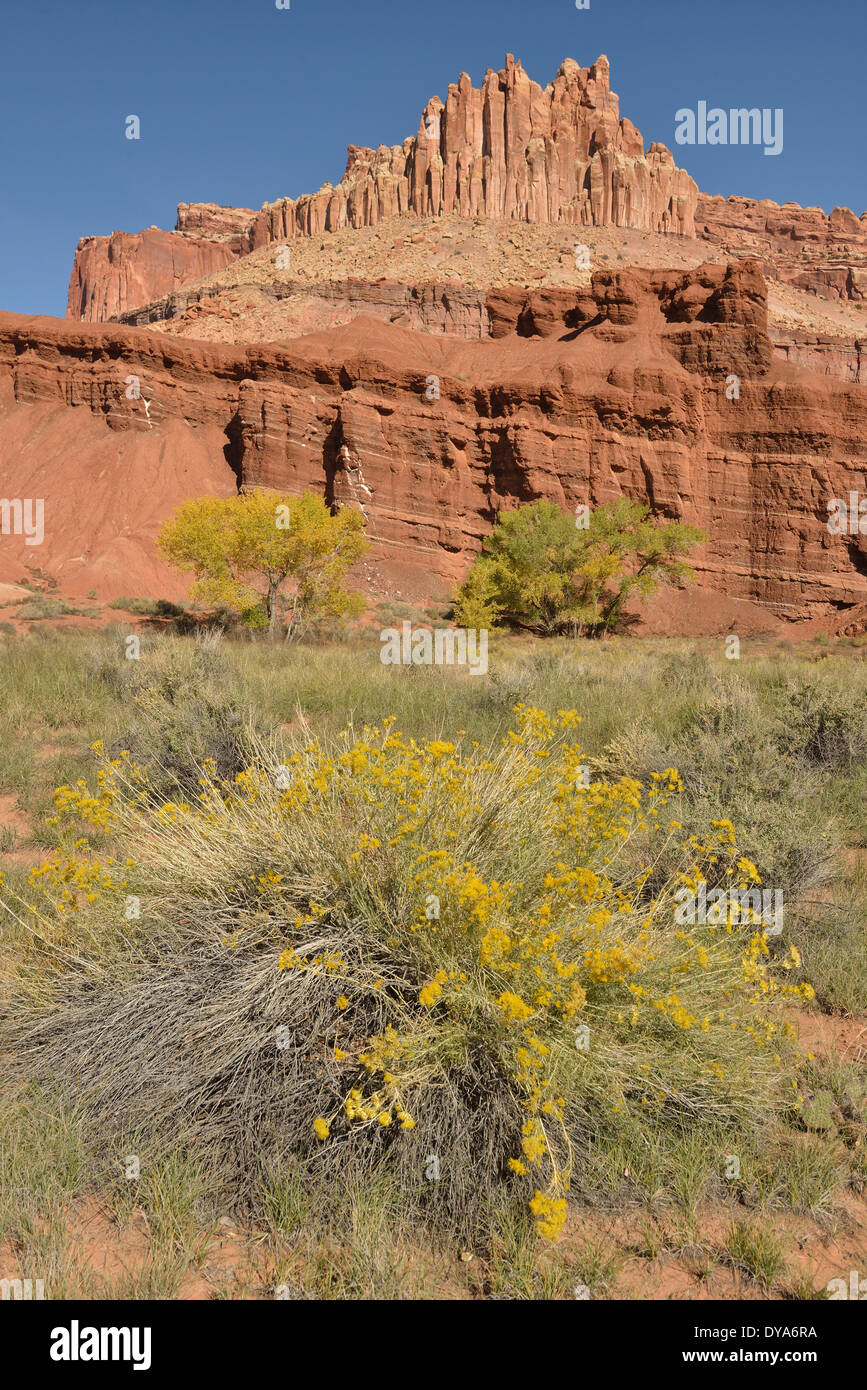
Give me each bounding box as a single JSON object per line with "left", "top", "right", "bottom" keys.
{"left": 4, "top": 701, "right": 816, "bottom": 1244}
{"left": 87, "top": 635, "right": 262, "bottom": 799}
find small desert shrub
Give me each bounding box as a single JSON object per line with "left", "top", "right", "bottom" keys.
{"left": 6, "top": 705, "right": 814, "bottom": 1244}
{"left": 86, "top": 636, "right": 261, "bottom": 799}
{"left": 108, "top": 597, "right": 188, "bottom": 618}
{"left": 782, "top": 676, "right": 867, "bottom": 770}
{"left": 109, "top": 597, "right": 158, "bottom": 615}
{"left": 722, "top": 1220, "right": 786, "bottom": 1288}
{"left": 15, "top": 599, "right": 91, "bottom": 621}
{"left": 594, "top": 676, "right": 838, "bottom": 904}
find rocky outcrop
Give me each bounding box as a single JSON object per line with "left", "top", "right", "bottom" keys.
{"left": 66, "top": 204, "right": 258, "bottom": 321}
{"left": 117, "top": 276, "right": 495, "bottom": 339}
{"left": 63, "top": 57, "right": 867, "bottom": 336}
{"left": 257, "top": 55, "right": 697, "bottom": 242}
{"left": 5, "top": 262, "right": 867, "bottom": 618}
{"left": 174, "top": 203, "right": 259, "bottom": 241}
{"left": 782, "top": 265, "right": 865, "bottom": 301}
{"left": 67, "top": 54, "right": 697, "bottom": 322}
{"left": 696, "top": 194, "right": 867, "bottom": 252}
{"left": 697, "top": 194, "right": 867, "bottom": 302}
{"left": 772, "top": 329, "right": 866, "bottom": 384}
{"left": 115, "top": 266, "right": 864, "bottom": 385}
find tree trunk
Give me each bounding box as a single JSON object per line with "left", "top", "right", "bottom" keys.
{"left": 267, "top": 577, "right": 280, "bottom": 641}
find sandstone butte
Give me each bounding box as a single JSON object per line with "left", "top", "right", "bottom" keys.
{"left": 0, "top": 53, "right": 864, "bottom": 633}
{"left": 67, "top": 53, "right": 700, "bottom": 321}
{"left": 65, "top": 54, "right": 867, "bottom": 324}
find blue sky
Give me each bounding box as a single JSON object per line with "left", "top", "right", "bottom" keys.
{"left": 1, "top": 0, "right": 864, "bottom": 317}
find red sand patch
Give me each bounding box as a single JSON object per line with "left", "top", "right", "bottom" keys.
{"left": 0, "top": 401, "right": 236, "bottom": 602}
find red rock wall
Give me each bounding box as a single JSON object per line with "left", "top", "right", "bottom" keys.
{"left": 697, "top": 194, "right": 867, "bottom": 302}
{"left": 64, "top": 59, "right": 867, "bottom": 328}
{"left": 118, "top": 276, "right": 495, "bottom": 339}
{"left": 696, "top": 194, "right": 867, "bottom": 252}
{"left": 258, "top": 55, "right": 697, "bottom": 243}
{"left": 7, "top": 262, "right": 867, "bottom": 619}
{"left": 773, "top": 330, "right": 866, "bottom": 384}
{"left": 66, "top": 205, "right": 258, "bottom": 322}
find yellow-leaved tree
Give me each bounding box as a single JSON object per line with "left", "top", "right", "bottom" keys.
{"left": 157, "top": 491, "right": 368, "bottom": 640}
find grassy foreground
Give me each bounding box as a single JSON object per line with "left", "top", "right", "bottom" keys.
{"left": 0, "top": 626, "right": 865, "bottom": 1298}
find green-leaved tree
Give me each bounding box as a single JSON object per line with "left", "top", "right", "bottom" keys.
{"left": 157, "top": 491, "right": 367, "bottom": 640}
{"left": 453, "top": 498, "right": 705, "bottom": 636}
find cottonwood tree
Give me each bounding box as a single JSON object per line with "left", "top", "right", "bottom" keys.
{"left": 157, "top": 491, "right": 367, "bottom": 640}
{"left": 453, "top": 497, "right": 704, "bottom": 636}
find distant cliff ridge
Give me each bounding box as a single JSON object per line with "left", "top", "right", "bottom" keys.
{"left": 67, "top": 53, "right": 699, "bottom": 322}
{"left": 65, "top": 51, "right": 867, "bottom": 330}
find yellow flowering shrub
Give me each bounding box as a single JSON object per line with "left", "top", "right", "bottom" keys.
{"left": 17, "top": 703, "right": 812, "bottom": 1242}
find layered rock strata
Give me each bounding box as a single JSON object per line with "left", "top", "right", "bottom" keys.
{"left": 5, "top": 262, "right": 865, "bottom": 618}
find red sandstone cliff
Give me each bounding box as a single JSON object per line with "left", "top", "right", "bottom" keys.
{"left": 696, "top": 194, "right": 867, "bottom": 302}
{"left": 8, "top": 262, "right": 867, "bottom": 620}
{"left": 66, "top": 54, "right": 698, "bottom": 323}
{"left": 64, "top": 54, "right": 867, "bottom": 334}
{"left": 696, "top": 195, "right": 867, "bottom": 258}
{"left": 66, "top": 204, "right": 258, "bottom": 322}
{"left": 256, "top": 55, "right": 696, "bottom": 242}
